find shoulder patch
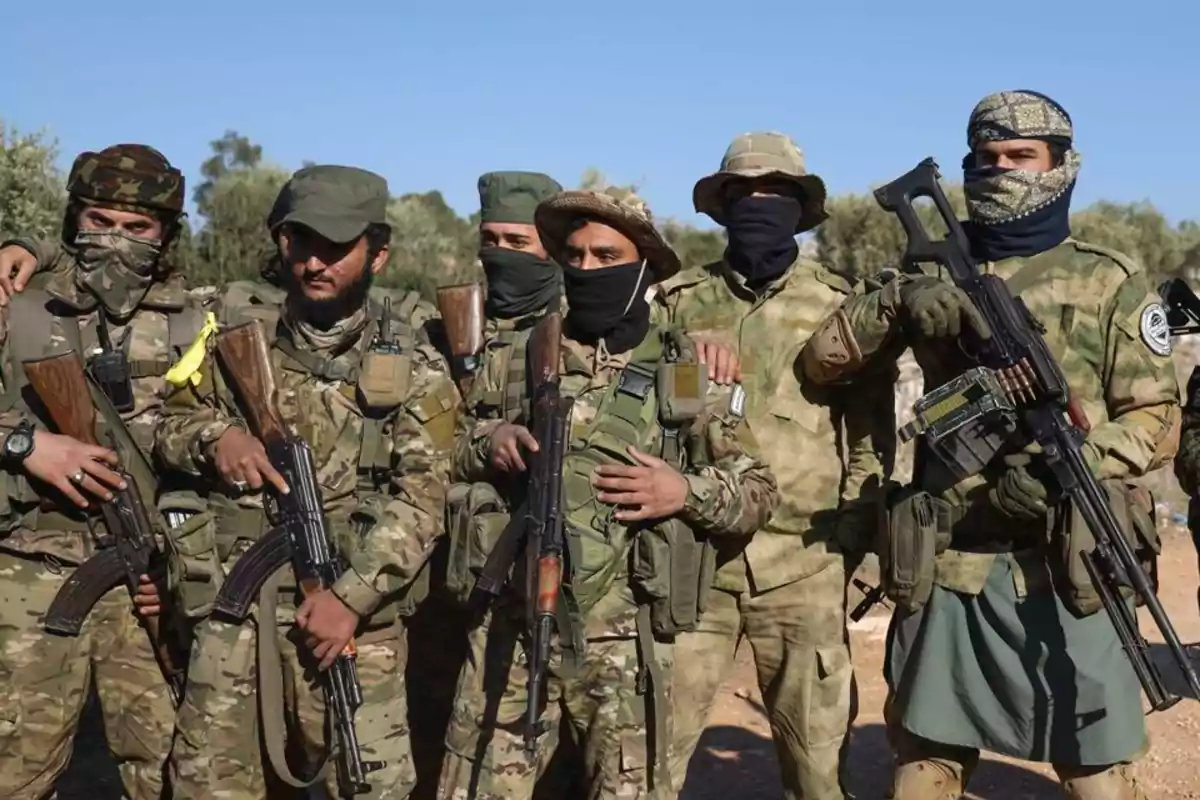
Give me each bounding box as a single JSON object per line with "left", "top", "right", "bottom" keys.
{"left": 1139, "top": 303, "right": 1172, "bottom": 356}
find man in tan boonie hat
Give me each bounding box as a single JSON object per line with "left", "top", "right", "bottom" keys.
{"left": 656, "top": 132, "right": 893, "bottom": 800}
{"left": 438, "top": 186, "right": 778, "bottom": 800}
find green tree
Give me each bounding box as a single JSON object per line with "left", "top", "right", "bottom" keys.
{"left": 383, "top": 190, "right": 479, "bottom": 297}
{"left": 193, "top": 130, "right": 264, "bottom": 207}
{"left": 0, "top": 122, "right": 65, "bottom": 243}
{"left": 1070, "top": 200, "right": 1200, "bottom": 282}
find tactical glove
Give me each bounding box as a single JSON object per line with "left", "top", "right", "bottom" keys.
{"left": 988, "top": 451, "right": 1048, "bottom": 520}
{"left": 898, "top": 276, "right": 992, "bottom": 341}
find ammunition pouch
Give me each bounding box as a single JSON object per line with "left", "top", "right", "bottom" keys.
{"left": 629, "top": 519, "right": 715, "bottom": 639}
{"left": 880, "top": 488, "right": 955, "bottom": 612}
{"left": 160, "top": 491, "right": 224, "bottom": 619}
{"left": 444, "top": 481, "right": 511, "bottom": 605}
{"left": 655, "top": 361, "right": 706, "bottom": 426}
{"left": 1054, "top": 480, "right": 1160, "bottom": 617}
{"left": 357, "top": 350, "right": 413, "bottom": 412}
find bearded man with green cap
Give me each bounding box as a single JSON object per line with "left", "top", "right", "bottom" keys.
{"left": 653, "top": 132, "right": 895, "bottom": 799}
{"left": 0, "top": 144, "right": 200, "bottom": 799}
{"left": 156, "top": 164, "right": 460, "bottom": 799}
{"left": 437, "top": 187, "right": 779, "bottom": 800}
{"left": 802, "top": 90, "right": 1176, "bottom": 800}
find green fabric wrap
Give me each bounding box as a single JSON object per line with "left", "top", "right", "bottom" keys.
{"left": 478, "top": 171, "right": 562, "bottom": 225}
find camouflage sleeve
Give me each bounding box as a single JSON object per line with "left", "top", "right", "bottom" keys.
{"left": 0, "top": 236, "right": 64, "bottom": 273}
{"left": 452, "top": 341, "right": 509, "bottom": 483}
{"left": 801, "top": 273, "right": 911, "bottom": 386}
{"left": 678, "top": 382, "right": 779, "bottom": 537}
{"left": 1086, "top": 271, "right": 1181, "bottom": 480}
{"left": 332, "top": 352, "right": 458, "bottom": 617}
{"left": 153, "top": 318, "right": 243, "bottom": 476}
{"left": 1174, "top": 367, "right": 1200, "bottom": 495}
{"left": 834, "top": 367, "right": 898, "bottom": 551}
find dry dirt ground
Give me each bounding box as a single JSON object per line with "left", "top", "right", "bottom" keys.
{"left": 58, "top": 532, "right": 1200, "bottom": 800}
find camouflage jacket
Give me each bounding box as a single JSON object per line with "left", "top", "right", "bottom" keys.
{"left": 460, "top": 310, "right": 547, "bottom": 421}
{"left": 807, "top": 238, "right": 1180, "bottom": 593}
{"left": 655, "top": 257, "right": 896, "bottom": 592}
{"left": 0, "top": 254, "right": 205, "bottom": 563}
{"left": 154, "top": 287, "right": 459, "bottom": 620}
{"left": 455, "top": 329, "right": 779, "bottom": 637}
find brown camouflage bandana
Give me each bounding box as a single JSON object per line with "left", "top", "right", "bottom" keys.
{"left": 964, "top": 90, "right": 1081, "bottom": 226}
{"left": 73, "top": 231, "right": 163, "bottom": 318}
{"left": 67, "top": 144, "right": 185, "bottom": 214}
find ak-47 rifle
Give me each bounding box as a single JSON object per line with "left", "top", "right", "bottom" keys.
{"left": 471, "top": 311, "right": 574, "bottom": 758}
{"left": 436, "top": 282, "right": 485, "bottom": 397}
{"left": 208, "top": 320, "right": 382, "bottom": 796}
{"left": 877, "top": 157, "right": 1200, "bottom": 709}
{"left": 26, "top": 351, "right": 186, "bottom": 701}
{"left": 1160, "top": 277, "right": 1200, "bottom": 338}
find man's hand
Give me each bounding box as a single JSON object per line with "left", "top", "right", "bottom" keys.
{"left": 295, "top": 588, "right": 360, "bottom": 671}
{"left": 899, "top": 277, "right": 992, "bottom": 341}
{"left": 488, "top": 423, "right": 538, "bottom": 473}
{"left": 592, "top": 445, "right": 689, "bottom": 522}
{"left": 988, "top": 450, "right": 1048, "bottom": 520}
{"left": 694, "top": 338, "right": 742, "bottom": 386}
{"left": 132, "top": 572, "right": 164, "bottom": 618}
{"left": 0, "top": 245, "right": 38, "bottom": 307}
{"left": 22, "top": 430, "right": 126, "bottom": 508}
{"left": 210, "top": 427, "right": 289, "bottom": 495}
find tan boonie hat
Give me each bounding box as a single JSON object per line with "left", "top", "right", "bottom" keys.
{"left": 535, "top": 188, "right": 681, "bottom": 281}
{"left": 693, "top": 131, "right": 828, "bottom": 233}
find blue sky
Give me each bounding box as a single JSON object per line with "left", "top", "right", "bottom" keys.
{"left": 6, "top": 1, "right": 1197, "bottom": 229}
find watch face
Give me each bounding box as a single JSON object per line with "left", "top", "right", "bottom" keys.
{"left": 6, "top": 431, "right": 32, "bottom": 457}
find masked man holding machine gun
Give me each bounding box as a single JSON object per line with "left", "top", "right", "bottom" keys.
{"left": 437, "top": 188, "right": 778, "bottom": 800}
{"left": 801, "top": 90, "right": 1186, "bottom": 800}
{"left": 0, "top": 144, "right": 200, "bottom": 800}
{"left": 155, "top": 165, "right": 459, "bottom": 799}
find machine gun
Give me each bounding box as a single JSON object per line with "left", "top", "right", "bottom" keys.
{"left": 876, "top": 157, "right": 1200, "bottom": 710}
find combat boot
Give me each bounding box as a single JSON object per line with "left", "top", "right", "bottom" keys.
{"left": 1056, "top": 763, "right": 1148, "bottom": 800}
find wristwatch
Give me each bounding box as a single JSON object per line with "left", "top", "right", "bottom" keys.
{"left": 2, "top": 419, "right": 36, "bottom": 466}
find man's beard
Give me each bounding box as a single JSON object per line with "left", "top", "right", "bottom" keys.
{"left": 283, "top": 265, "right": 374, "bottom": 330}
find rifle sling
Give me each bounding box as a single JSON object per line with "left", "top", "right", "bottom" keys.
{"left": 257, "top": 565, "right": 327, "bottom": 789}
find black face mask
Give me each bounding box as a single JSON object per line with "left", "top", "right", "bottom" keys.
{"left": 562, "top": 261, "right": 651, "bottom": 355}
{"left": 724, "top": 195, "right": 802, "bottom": 290}
{"left": 480, "top": 248, "right": 561, "bottom": 319}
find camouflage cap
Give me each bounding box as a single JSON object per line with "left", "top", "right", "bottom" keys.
{"left": 693, "top": 132, "right": 828, "bottom": 233}
{"left": 67, "top": 144, "right": 185, "bottom": 214}
{"left": 269, "top": 165, "right": 389, "bottom": 243}
{"left": 535, "top": 188, "right": 681, "bottom": 281}
{"left": 968, "top": 90, "right": 1074, "bottom": 149}
{"left": 478, "top": 171, "right": 563, "bottom": 225}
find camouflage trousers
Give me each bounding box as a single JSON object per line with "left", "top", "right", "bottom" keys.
{"left": 170, "top": 593, "right": 416, "bottom": 799}
{"left": 667, "top": 558, "right": 855, "bottom": 800}
{"left": 0, "top": 550, "right": 175, "bottom": 800}
{"left": 438, "top": 606, "right": 674, "bottom": 799}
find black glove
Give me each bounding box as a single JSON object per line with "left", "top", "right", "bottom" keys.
{"left": 988, "top": 451, "right": 1049, "bottom": 520}
{"left": 898, "top": 276, "right": 992, "bottom": 341}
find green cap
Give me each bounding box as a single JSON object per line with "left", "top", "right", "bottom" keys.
{"left": 269, "top": 165, "right": 389, "bottom": 243}
{"left": 478, "top": 171, "right": 563, "bottom": 225}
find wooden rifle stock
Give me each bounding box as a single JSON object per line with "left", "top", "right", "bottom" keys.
{"left": 214, "top": 320, "right": 287, "bottom": 444}
{"left": 436, "top": 282, "right": 485, "bottom": 395}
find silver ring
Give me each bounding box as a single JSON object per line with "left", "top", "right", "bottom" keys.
{"left": 69, "top": 471, "right": 85, "bottom": 485}
{"left": 231, "top": 480, "right": 248, "bottom": 491}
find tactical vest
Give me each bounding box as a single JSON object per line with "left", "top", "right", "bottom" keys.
{"left": 169, "top": 286, "right": 449, "bottom": 621}
{"left": 474, "top": 320, "right": 538, "bottom": 424}
{"left": 0, "top": 277, "right": 205, "bottom": 543}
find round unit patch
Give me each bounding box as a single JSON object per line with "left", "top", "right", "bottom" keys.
{"left": 1139, "top": 303, "right": 1172, "bottom": 356}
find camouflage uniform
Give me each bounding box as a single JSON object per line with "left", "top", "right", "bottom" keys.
{"left": 155, "top": 166, "right": 459, "bottom": 800}
{"left": 1173, "top": 367, "right": 1200, "bottom": 566}
{"left": 437, "top": 190, "right": 779, "bottom": 800}
{"left": 0, "top": 145, "right": 191, "bottom": 799}
{"left": 655, "top": 133, "right": 894, "bottom": 800}
{"left": 803, "top": 92, "right": 1176, "bottom": 800}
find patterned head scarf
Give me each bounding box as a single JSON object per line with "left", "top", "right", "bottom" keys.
{"left": 963, "top": 90, "right": 1081, "bottom": 258}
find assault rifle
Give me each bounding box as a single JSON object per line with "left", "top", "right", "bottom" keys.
{"left": 26, "top": 351, "right": 186, "bottom": 701}
{"left": 436, "top": 282, "right": 485, "bottom": 397}
{"left": 208, "top": 320, "right": 382, "bottom": 796}
{"left": 471, "top": 311, "right": 574, "bottom": 758}
{"left": 877, "top": 158, "right": 1200, "bottom": 709}
{"left": 1159, "top": 277, "right": 1200, "bottom": 337}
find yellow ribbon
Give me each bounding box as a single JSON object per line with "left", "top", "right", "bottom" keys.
{"left": 164, "top": 312, "right": 219, "bottom": 388}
